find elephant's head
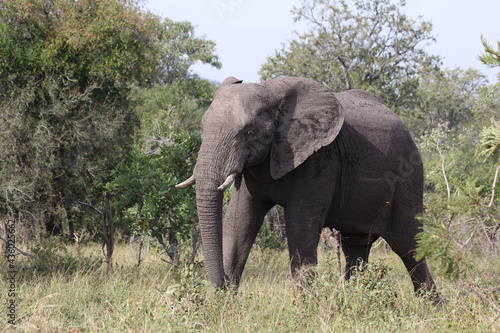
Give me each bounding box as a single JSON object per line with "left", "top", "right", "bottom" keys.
{"left": 177, "top": 76, "right": 344, "bottom": 288}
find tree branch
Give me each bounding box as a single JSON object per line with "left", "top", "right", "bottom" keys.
{"left": 462, "top": 282, "right": 500, "bottom": 316}
{"left": 161, "top": 257, "right": 179, "bottom": 268}
{"left": 478, "top": 164, "right": 500, "bottom": 208}
{"left": 0, "top": 236, "right": 36, "bottom": 258}
{"left": 77, "top": 200, "right": 103, "bottom": 215}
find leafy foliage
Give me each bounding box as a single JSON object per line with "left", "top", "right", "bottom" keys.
{"left": 404, "top": 68, "right": 488, "bottom": 134}
{"left": 478, "top": 118, "right": 500, "bottom": 161}
{"left": 0, "top": 0, "right": 162, "bottom": 235}
{"left": 260, "top": 0, "right": 440, "bottom": 110}
{"left": 256, "top": 207, "right": 287, "bottom": 250}
{"left": 26, "top": 236, "right": 103, "bottom": 274}
{"left": 415, "top": 215, "right": 466, "bottom": 281}
{"left": 0, "top": 0, "right": 219, "bottom": 238}
{"left": 479, "top": 34, "right": 500, "bottom": 80}
{"left": 256, "top": 222, "right": 286, "bottom": 251}
{"left": 0, "top": 77, "right": 136, "bottom": 235}
{"left": 418, "top": 124, "right": 483, "bottom": 201}
{"left": 105, "top": 131, "right": 201, "bottom": 264}
{"left": 132, "top": 78, "right": 217, "bottom": 137}
{"left": 107, "top": 78, "right": 217, "bottom": 263}
{"left": 0, "top": 0, "right": 161, "bottom": 97}
{"left": 157, "top": 19, "right": 221, "bottom": 84}
{"left": 416, "top": 113, "right": 500, "bottom": 280}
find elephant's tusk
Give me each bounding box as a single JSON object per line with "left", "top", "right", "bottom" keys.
{"left": 175, "top": 175, "right": 196, "bottom": 188}
{"left": 218, "top": 173, "right": 237, "bottom": 191}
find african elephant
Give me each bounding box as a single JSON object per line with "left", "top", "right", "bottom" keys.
{"left": 176, "top": 76, "right": 438, "bottom": 299}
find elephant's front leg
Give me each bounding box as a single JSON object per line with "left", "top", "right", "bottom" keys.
{"left": 283, "top": 169, "right": 336, "bottom": 280}
{"left": 285, "top": 207, "right": 325, "bottom": 280}
{"left": 285, "top": 196, "right": 334, "bottom": 280}
{"left": 222, "top": 176, "right": 273, "bottom": 287}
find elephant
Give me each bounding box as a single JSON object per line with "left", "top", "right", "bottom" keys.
{"left": 176, "top": 76, "right": 439, "bottom": 300}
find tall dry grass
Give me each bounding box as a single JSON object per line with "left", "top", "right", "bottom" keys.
{"left": 1, "top": 240, "right": 499, "bottom": 332}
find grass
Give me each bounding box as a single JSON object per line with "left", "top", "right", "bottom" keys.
{"left": 1, "top": 240, "right": 499, "bottom": 332}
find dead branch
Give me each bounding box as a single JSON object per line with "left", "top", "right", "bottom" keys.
{"left": 478, "top": 164, "right": 500, "bottom": 208}
{"left": 161, "top": 257, "right": 180, "bottom": 268}
{"left": 155, "top": 234, "right": 175, "bottom": 261}
{"left": 77, "top": 201, "right": 103, "bottom": 215}
{"left": 462, "top": 282, "right": 500, "bottom": 316}
{"left": 0, "top": 236, "right": 36, "bottom": 259}
{"left": 137, "top": 231, "right": 144, "bottom": 268}
{"left": 458, "top": 226, "right": 478, "bottom": 251}
{"left": 187, "top": 226, "right": 201, "bottom": 264}
{"left": 333, "top": 229, "right": 342, "bottom": 276}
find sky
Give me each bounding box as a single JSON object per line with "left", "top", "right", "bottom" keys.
{"left": 145, "top": 0, "right": 500, "bottom": 84}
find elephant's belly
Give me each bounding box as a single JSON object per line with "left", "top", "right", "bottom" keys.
{"left": 325, "top": 177, "right": 393, "bottom": 234}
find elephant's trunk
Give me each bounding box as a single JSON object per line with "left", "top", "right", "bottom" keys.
{"left": 195, "top": 177, "right": 226, "bottom": 288}
{"left": 194, "top": 143, "right": 233, "bottom": 289}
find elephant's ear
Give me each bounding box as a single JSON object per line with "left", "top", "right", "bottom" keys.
{"left": 267, "top": 77, "right": 344, "bottom": 180}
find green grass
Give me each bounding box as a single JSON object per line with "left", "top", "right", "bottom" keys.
{"left": 1, "top": 241, "right": 499, "bottom": 332}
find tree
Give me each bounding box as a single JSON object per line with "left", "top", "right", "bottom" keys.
{"left": 0, "top": 0, "right": 162, "bottom": 99}
{"left": 105, "top": 131, "right": 201, "bottom": 266}
{"left": 156, "top": 19, "right": 222, "bottom": 85}
{"left": 476, "top": 83, "right": 500, "bottom": 121}
{"left": 104, "top": 77, "right": 215, "bottom": 264}
{"left": 402, "top": 68, "right": 488, "bottom": 134}
{"left": 0, "top": 0, "right": 220, "bottom": 237}
{"left": 132, "top": 78, "right": 217, "bottom": 139}
{"left": 0, "top": 0, "right": 157, "bottom": 235}
{"left": 259, "top": 0, "right": 440, "bottom": 111}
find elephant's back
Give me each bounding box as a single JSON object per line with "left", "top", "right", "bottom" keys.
{"left": 334, "top": 90, "right": 405, "bottom": 132}
{"left": 334, "top": 89, "right": 416, "bottom": 158}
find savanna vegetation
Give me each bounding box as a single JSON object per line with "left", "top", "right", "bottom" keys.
{"left": 1, "top": 0, "right": 499, "bottom": 331}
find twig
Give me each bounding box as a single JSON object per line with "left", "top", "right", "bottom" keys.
{"left": 137, "top": 231, "right": 144, "bottom": 268}
{"left": 166, "top": 211, "right": 180, "bottom": 265}
{"left": 458, "top": 226, "right": 478, "bottom": 251}
{"left": 449, "top": 218, "right": 478, "bottom": 228}
{"left": 155, "top": 234, "right": 174, "bottom": 260}
{"left": 462, "top": 282, "right": 500, "bottom": 316}
{"left": 436, "top": 138, "right": 452, "bottom": 200}
{"left": 77, "top": 201, "right": 103, "bottom": 215}
{"left": 333, "top": 229, "right": 342, "bottom": 276}
{"left": 479, "top": 217, "right": 495, "bottom": 251}
{"left": 478, "top": 164, "right": 500, "bottom": 208}
{"left": 193, "top": 322, "right": 209, "bottom": 330}
{"left": 290, "top": 276, "right": 318, "bottom": 301}
{"left": 0, "top": 236, "right": 36, "bottom": 258}
{"left": 161, "top": 258, "right": 179, "bottom": 268}
{"left": 492, "top": 222, "right": 500, "bottom": 240}
{"left": 188, "top": 227, "right": 201, "bottom": 264}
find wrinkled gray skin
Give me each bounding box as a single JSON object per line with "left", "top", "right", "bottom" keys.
{"left": 184, "top": 76, "right": 438, "bottom": 298}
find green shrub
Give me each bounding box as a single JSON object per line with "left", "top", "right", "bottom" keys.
{"left": 415, "top": 215, "right": 467, "bottom": 281}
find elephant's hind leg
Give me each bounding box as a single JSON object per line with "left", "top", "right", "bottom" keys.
{"left": 340, "top": 232, "right": 379, "bottom": 280}
{"left": 384, "top": 217, "right": 440, "bottom": 301}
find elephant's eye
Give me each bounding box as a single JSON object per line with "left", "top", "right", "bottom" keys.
{"left": 245, "top": 129, "right": 255, "bottom": 137}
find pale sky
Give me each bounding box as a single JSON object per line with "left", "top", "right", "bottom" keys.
{"left": 145, "top": 0, "right": 500, "bottom": 84}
